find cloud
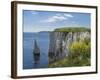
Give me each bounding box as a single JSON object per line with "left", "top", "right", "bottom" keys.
{"left": 64, "top": 14, "right": 73, "bottom": 18}
{"left": 46, "top": 16, "right": 66, "bottom": 22}
{"left": 42, "top": 14, "right": 67, "bottom": 23}
{"left": 41, "top": 13, "right": 73, "bottom": 23}
{"left": 30, "top": 11, "right": 38, "bottom": 15}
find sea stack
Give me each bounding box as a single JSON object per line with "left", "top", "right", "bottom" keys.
{"left": 33, "top": 40, "right": 40, "bottom": 56}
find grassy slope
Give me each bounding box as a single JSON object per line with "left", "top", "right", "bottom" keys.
{"left": 54, "top": 27, "right": 90, "bottom": 32}
{"left": 49, "top": 56, "right": 90, "bottom": 68}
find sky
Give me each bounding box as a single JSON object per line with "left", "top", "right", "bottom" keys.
{"left": 23, "top": 10, "right": 90, "bottom": 32}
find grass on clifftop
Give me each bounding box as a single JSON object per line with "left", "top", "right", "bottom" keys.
{"left": 55, "top": 27, "right": 90, "bottom": 32}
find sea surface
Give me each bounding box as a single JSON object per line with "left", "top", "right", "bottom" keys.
{"left": 23, "top": 32, "right": 50, "bottom": 69}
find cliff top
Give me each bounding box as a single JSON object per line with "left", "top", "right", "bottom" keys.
{"left": 55, "top": 27, "right": 90, "bottom": 32}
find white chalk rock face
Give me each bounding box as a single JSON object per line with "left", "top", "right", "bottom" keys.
{"left": 48, "top": 31, "right": 90, "bottom": 63}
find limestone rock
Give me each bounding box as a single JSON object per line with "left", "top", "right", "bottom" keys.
{"left": 48, "top": 31, "right": 90, "bottom": 63}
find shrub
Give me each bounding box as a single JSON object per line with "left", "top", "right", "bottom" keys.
{"left": 69, "top": 41, "right": 89, "bottom": 56}
{"left": 49, "top": 38, "right": 91, "bottom": 67}
{"left": 69, "top": 40, "right": 91, "bottom": 66}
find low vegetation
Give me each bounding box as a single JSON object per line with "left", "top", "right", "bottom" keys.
{"left": 49, "top": 38, "right": 91, "bottom": 67}
{"left": 55, "top": 27, "right": 90, "bottom": 32}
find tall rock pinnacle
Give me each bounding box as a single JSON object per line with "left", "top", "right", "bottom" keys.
{"left": 33, "top": 40, "right": 40, "bottom": 55}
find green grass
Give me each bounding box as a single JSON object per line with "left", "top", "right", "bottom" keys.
{"left": 49, "top": 57, "right": 70, "bottom": 68}
{"left": 49, "top": 39, "right": 91, "bottom": 68}
{"left": 54, "top": 27, "right": 90, "bottom": 32}
{"left": 49, "top": 55, "right": 90, "bottom": 68}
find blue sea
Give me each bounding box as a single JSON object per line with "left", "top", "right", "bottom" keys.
{"left": 23, "top": 32, "right": 50, "bottom": 69}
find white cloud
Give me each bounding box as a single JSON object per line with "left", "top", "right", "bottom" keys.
{"left": 64, "top": 14, "right": 73, "bottom": 18}
{"left": 41, "top": 13, "right": 73, "bottom": 23}
{"left": 47, "top": 16, "right": 66, "bottom": 22}
{"left": 30, "top": 11, "right": 38, "bottom": 15}
{"left": 42, "top": 14, "right": 67, "bottom": 23}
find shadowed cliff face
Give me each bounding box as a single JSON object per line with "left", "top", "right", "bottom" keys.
{"left": 48, "top": 31, "right": 90, "bottom": 63}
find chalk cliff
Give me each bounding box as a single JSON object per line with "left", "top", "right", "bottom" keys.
{"left": 48, "top": 31, "right": 90, "bottom": 63}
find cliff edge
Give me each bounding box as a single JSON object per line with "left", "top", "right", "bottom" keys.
{"left": 48, "top": 27, "right": 90, "bottom": 63}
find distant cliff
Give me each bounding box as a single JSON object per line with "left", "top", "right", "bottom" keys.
{"left": 48, "top": 27, "right": 90, "bottom": 63}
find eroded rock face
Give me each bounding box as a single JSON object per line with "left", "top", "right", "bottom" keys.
{"left": 48, "top": 32, "right": 90, "bottom": 63}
